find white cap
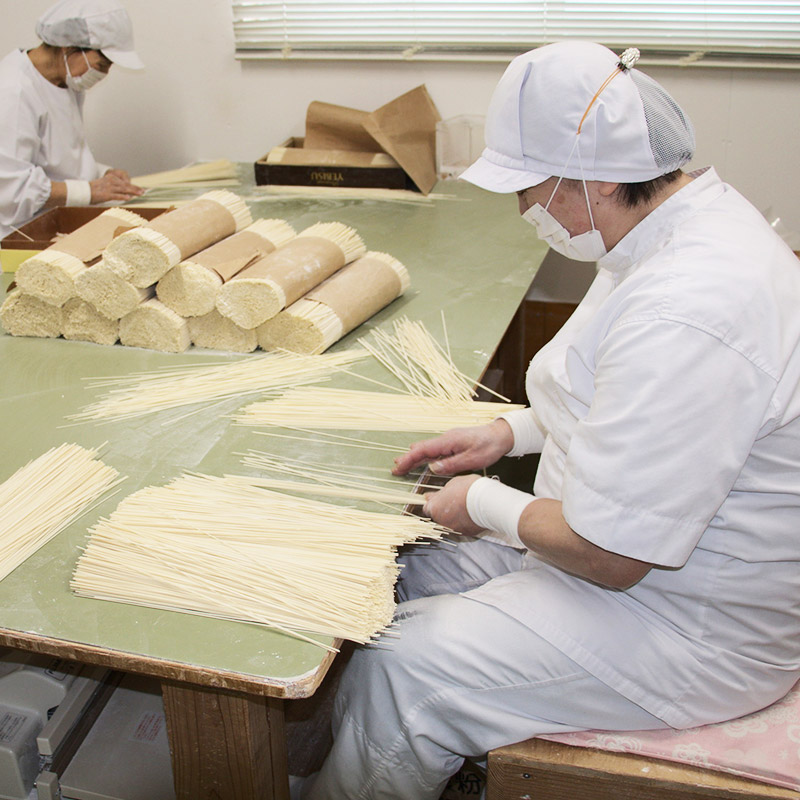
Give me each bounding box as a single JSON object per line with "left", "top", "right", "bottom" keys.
{"left": 36, "top": 0, "right": 144, "bottom": 70}
{"left": 461, "top": 41, "right": 694, "bottom": 193}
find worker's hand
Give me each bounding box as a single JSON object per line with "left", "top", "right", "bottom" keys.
{"left": 392, "top": 419, "right": 514, "bottom": 476}
{"left": 422, "top": 474, "right": 483, "bottom": 534}
{"left": 90, "top": 170, "right": 145, "bottom": 204}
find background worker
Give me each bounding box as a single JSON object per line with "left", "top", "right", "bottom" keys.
{"left": 0, "top": 0, "right": 145, "bottom": 239}
{"left": 302, "top": 41, "right": 800, "bottom": 800}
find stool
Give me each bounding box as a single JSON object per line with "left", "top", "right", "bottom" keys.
{"left": 486, "top": 682, "right": 800, "bottom": 800}
{"left": 487, "top": 737, "right": 800, "bottom": 799}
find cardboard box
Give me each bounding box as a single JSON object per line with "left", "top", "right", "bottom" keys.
{"left": 0, "top": 206, "right": 166, "bottom": 272}
{"left": 255, "top": 137, "right": 416, "bottom": 191}
{"left": 254, "top": 85, "right": 441, "bottom": 195}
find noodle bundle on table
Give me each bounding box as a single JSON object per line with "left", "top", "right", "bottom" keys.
{"left": 257, "top": 251, "right": 410, "bottom": 354}
{"left": 71, "top": 473, "right": 444, "bottom": 647}
{"left": 216, "top": 222, "right": 366, "bottom": 329}
{"left": 104, "top": 190, "right": 252, "bottom": 288}
{"left": 62, "top": 297, "right": 119, "bottom": 345}
{"left": 15, "top": 208, "right": 147, "bottom": 307}
{"left": 0, "top": 289, "right": 63, "bottom": 338}
{"left": 119, "top": 298, "right": 191, "bottom": 353}
{"left": 0, "top": 443, "right": 121, "bottom": 582}
{"left": 75, "top": 260, "right": 154, "bottom": 320}
{"left": 157, "top": 218, "right": 296, "bottom": 318}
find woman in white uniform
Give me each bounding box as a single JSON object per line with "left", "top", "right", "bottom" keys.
{"left": 0, "top": 0, "right": 144, "bottom": 239}
{"left": 303, "top": 41, "right": 800, "bottom": 800}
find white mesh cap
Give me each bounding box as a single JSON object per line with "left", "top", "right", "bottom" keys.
{"left": 461, "top": 41, "right": 694, "bottom": 193}
{"left": 36, "top": 0, "right": 143, "bottom": 70}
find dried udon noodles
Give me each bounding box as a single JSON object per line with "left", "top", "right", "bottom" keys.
{"left": 238, "top": 450, "right": 427, "bottom": 506}
{"left": 256, "top": 251, "right": 410, "bottom": 355}
{"left": 234, "top": 388, "right": 521, "bottom": 432}
{"left": 15, "top": 208, "right": 147, "bottom": 307}
{"left": 215, "top": 222, "right": 366, "bottom": 329}
{"left": 104, "top": 190, "right": 252, "bottom": 288}
{"left": 62, "top": 297, "right": 119, "bottom": 346}
{"left": 75, "top": 261, "right": 154, "bottom": 320}
{"left": 71, "top": 473, "right": 444, "bottom": 648}
{"left": 0, "top": 443, "right": 121, "bottom": 582}
{"left": 118, "top": 298, "right": 191, "bottom": 354}
{"left": 0, "top": 290, "right": 63, "bottom": 338}
{"left": 69, "top": 348, "right": 367, "bottom": 422}
{"left": 156, "top": 218, "right": 296, "bottom": 318}
{"left": 187, "top": 309, "right": 258, "bottom": 353}
{"left": 235, "top": 317, "right": 523, "bottom": 432}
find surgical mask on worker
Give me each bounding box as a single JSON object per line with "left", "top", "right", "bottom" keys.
{"left": 522, "top": 178, "right": 608, "bottom": 262}
{"left": 64, "top": 51, "right": 107, "bottom": 92}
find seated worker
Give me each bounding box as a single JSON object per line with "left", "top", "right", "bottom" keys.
{"left": 0, "top": 0, "right": 144, "bottom": 239}
{"left": 302, "top": 41, "right": 800, "bottom": 800}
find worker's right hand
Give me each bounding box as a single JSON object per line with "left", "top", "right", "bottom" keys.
{"left": 90, "top": 171, "right": 145, "bottom": 204}
{"left": 392, "top": 419, "right": 514, "bottom": 476}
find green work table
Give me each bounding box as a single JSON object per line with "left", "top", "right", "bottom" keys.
{"left": 0, "top": 177, "right": 547, "bottom": 798}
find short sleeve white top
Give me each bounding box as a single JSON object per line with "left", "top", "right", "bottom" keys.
{"left": 468, "top": 168, "right": 800, "bottom": 728}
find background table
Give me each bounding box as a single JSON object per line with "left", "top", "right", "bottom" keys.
{"left": 0, "top": 176, "right": 547, "bottom": 798}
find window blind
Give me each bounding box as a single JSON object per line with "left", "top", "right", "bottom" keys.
{"left": 231, "top": 1, "right": 800, "bottom": 63}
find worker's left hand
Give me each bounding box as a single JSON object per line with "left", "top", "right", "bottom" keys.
{"left": 422, "top": 474, "right": 483, "bottom": 535}
{"left": 90, "top": 170, "right": 145, "bottom": 203}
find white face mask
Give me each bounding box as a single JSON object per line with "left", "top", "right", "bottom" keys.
{"left": 522, "top": 198, "right": 608, "bottom": 262}
{"left": 64, "top": 51, "right": 107, "bottom": 92}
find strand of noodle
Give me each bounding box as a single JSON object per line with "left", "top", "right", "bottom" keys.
{"left": 361, "top": 317, "right": 512, "bottom": 403}
{"left": 252, "top": 429, "right": 408, "bottom": 454}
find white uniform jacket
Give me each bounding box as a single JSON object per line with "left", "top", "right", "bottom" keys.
{"left": 0, "top": 49, "right": 103, "bottom": 238}
{"left": 475, "top": 167, "right": 800, "bottom": 728}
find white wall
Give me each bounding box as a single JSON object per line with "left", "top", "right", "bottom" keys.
{"left": 5, "top": 0, "right": 800, "bottom": 236}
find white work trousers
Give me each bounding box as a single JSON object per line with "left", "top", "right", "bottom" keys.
{"left": 304, "top": 537, "right": 669, "bottom": 800}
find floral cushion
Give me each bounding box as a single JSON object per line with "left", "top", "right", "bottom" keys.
{"left": 539, "top": 681, "right": 800, "bottom": 792}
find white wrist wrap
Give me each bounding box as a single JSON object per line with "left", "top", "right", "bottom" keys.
{"left": 64, "top": 180, "right": 92, "bottom": 207}
{"left": 498, "top": 408, "right": 545, "bottom": 457}
{"left": 466, "top": 476, "right": 536, "bottom": 549}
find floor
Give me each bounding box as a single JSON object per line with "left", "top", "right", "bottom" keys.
{"left": 440, "top": 762, "right": 486, "bottom": 799}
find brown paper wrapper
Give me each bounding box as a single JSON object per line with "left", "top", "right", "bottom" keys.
{"left": 305, "top": 102, "right": 383, "bottom": 152}
{"left": 190, "top": 230, "right": 277, "bottom": 282}
{"left": 148, "top": 199, "right": 237, "bottom": 258}
{"left": 363, "top": 86, "right": 441, "bottom": 195}
{"left": 306, "top": 256, "right": 402, "bottom": 332}
{"left": 49, "top": 214, "right": 138, "bottom": 264}
{"left": 234, "top": 237, "right": 345, "bottom": 305}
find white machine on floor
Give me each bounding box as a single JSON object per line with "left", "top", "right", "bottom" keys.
{"left": 0, "top": 649, "right": 174, "bottom": 800}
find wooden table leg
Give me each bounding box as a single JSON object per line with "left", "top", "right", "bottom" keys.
{"left": 161, "top": 680, "right": 289, "bottom": 800}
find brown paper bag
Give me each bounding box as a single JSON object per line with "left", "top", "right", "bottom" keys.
{"left": 302, "top": 87, "right": 441, "bottom": 194}
{"left": 363, "top": 85, "right": 441, "bottom": 195}
{"left": 305, "top": 101, "right": 383, "bottom": 152}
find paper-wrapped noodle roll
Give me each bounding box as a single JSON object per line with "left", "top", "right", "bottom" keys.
{"left": 215, "top": 222, "right": 365, "bottom": 330}
{"left": 15, "top": 208, "right": 146, "bottom": 306}
{"left": 104, "top": 190, "right": 252, "bottom": 288}
{"left": 257, "top": 252, "right": 410, "bottom": 354}
{"left": 1, "top": 290, "right": 63, "bottom": 338}
{"left": 188, "top": 309, "right": 257, "bottom": 353}
{"left": 119, "top": 298, "right": 190, "bottom": 353}
{"left": 156, "top": 219, "right": 295, "bottom": 318}
{"left": 75, "top": 260, "right": 155, "bottom": 320}
{"left": 62, "top": 298, "right": 119, "bottom": 346}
